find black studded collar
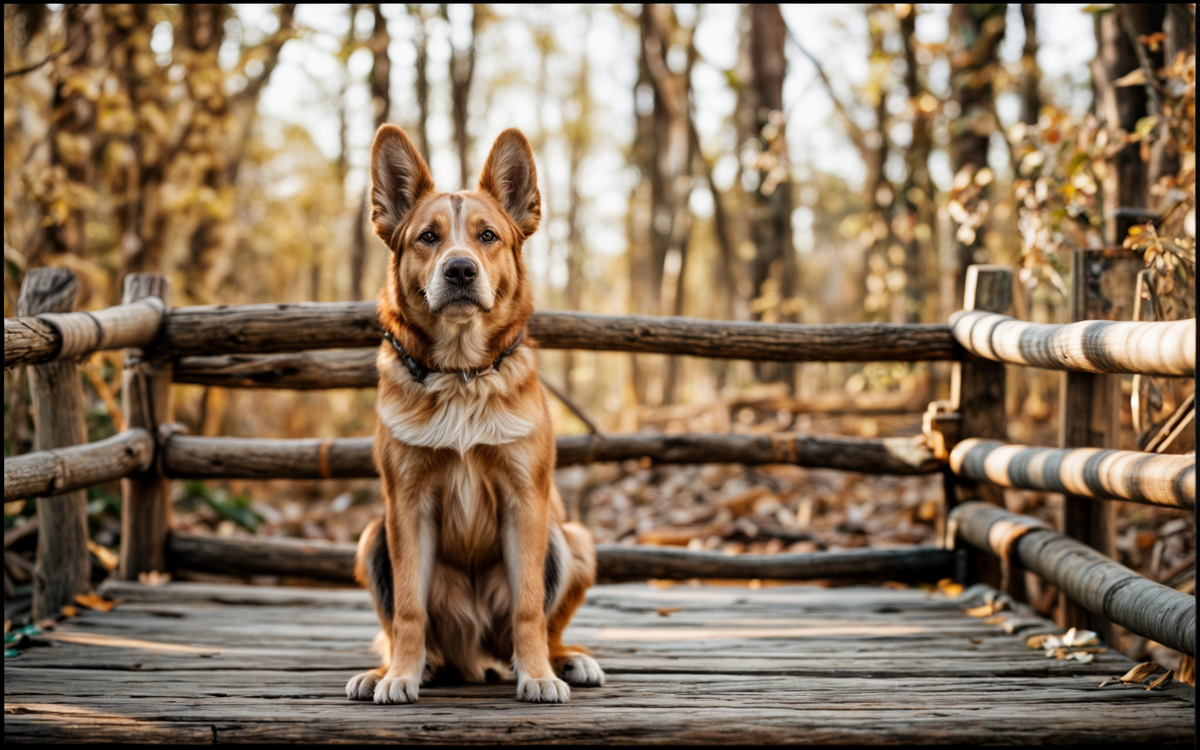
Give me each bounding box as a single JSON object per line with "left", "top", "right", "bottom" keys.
{"left": 382, "top": 329, "right": 525, "bottom": 384}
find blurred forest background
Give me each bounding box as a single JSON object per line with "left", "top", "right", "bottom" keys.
{"left": 2, "top": 4, "right": 1196, "bottom": 664}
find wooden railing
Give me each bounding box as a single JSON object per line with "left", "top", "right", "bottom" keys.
{"left": 3, "top": 252, "right": 1195, "bottom": 661}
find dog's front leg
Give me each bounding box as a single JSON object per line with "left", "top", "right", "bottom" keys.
{"left": 375, "top": 487, "right": 435, "bottom": 705}
{"left": 503, "top": 492, "right": 570, "bottom": 703}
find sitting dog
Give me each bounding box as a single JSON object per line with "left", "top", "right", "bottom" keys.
{"left": 346, "top": 125, "right": 603, "bottom": 705}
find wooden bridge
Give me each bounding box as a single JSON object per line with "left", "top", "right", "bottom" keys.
{"left": 4, "top": 251, "right": 1196, "bottom": 744}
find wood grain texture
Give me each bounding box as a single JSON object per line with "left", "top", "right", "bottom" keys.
{"left": 948, "top": 265, "right": 1011, "bottom": 594}
{"left": 949, "top": 311, "right": 1195, "bottom": 376}
{"left": 4, "top": 429, "right": 154, "bottom": 502}
{"left": 5, "top": 581, "right": 1194, "bottom": 744}
{"left": 166, "top": 533, "right": 956, "bottom": 584}
{"left": 951, "top": 501, "right": 1196, "bottom": 657}
{"left": 3, "top": 316, "right": 60, "bottom": 369}
{"left": 174, "top": 348, "right": 379, "bottom": 389}
{"left": 951, "top": 438, "right": 1195, "bottom": 510}
{"left": 3, "top": 300, "right": 165, "bottom": 370}
{"left": 161, "top": 432, "right": 942, "bottom": 480}
{"left": 1059, "top": 249, "right": 1140, "bottom": 638}
{"left": 118, "top": 274, "right": 173, "bottom": 582}
{"left": 161, "top": 301, "right": 962, "bottom": 361}
{"left": 18, "top": 268, "right": 91, "bottom": 621}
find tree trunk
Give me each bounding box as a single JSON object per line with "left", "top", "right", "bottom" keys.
{"left": 1092, "top": 5, "right": 1165, "bottom": 243}
{"left": 562, "top": 24, "right": 591, "bottom": 400}
{"left": 746, "top": 4, "right": 795, "bottom": 386}
{"left": 350, "top": 4, "right": 392, "bottom": 302}
{"left": 1018, "top": 4, "right": 1041, "bottom": 125}
{"left": 947, "top": 3, "right": 1006, "bottom": 309}
{"left": 408, "top": 4, "right": 431, "bottom": 165}
{"left": 448, "top": 4, "right": 479, "bottom": 190}
{"left": 899, "top": 5, "right": 937, "bottom": 324}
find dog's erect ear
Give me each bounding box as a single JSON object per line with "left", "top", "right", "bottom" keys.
{"left": 370, "top": 125, "right": 434, "bottom": 249}
{"left": 478, "top": 129, "right": 541, "bottom": 239}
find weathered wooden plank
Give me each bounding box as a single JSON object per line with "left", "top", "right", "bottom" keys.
{"left": 6, "top": 581, "right": 1193, "bottom": 745}
{"left": 18, "top": 269, "right": 91, "bottom": 622}
{"left": 950, "top": 310, "right": 1195, "bottom": 376}
{"left": 4, "top": 429, "right": 155, "bottom": 502}
{"left": 950, "top": 501, "right": 1196, "bottom": 657}
{"left": 160, "top": 432, "right": 941, "bottom": 481}
{"left": 950, "top": 439, "right": 1195, "bottom": 510}
{"left": 161, "top": 301, "right": 962, "bottom": 361}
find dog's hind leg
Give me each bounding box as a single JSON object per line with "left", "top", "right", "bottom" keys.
{"left": 347, "top": 518, "right": 392, "bottom": 700}
{"left": 548, "top": 522, "right": 605, "bottom": 687}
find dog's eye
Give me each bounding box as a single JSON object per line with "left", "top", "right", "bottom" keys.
{"left": 479, "top": 230, "right": 497, "bottom": 243}
{"left": 419, "top": 231, "right": 438, "bottom": 243}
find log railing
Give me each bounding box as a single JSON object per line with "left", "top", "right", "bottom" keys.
{"left": 167, "top": 533, "right": 957, "bottom": 584}
{"left": 4, "top": 429, "right": 154, "bottom": 503}
{"left": 949, "top": 309, "right": 1195, "bottom": 377}
{"left": 3, "top": 297, "right": 166, "bottom": 370}
{"left": 3, "top": 258, "right": 1196, "bottom": 661}
{"left": 159, "top": 432, "right": 941, "bottom": 480}
{"left": 950, "top": 439, "right": 1195, "bottom": 511}
{"left": 950, "top": 502, "right": 1195, "bottom": 658}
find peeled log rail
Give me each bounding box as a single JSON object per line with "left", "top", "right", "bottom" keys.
{"left": 950, "top": 439, "right": 1195, "bottom": 511}
{"left": 950, "top": 501, "right": 1195, "bottom": 657}
{"left": 3, "top": 298, "right": 166, "bottom": 370}
{"left": 556, "top": 433, "right": 941, "bottom": 475}
{"left": 950, "top": 310, "right": 1196, "bottom": 377}
{"left": 4, "top": 429, "right": 156, "bottom": 502}
{"left": 161, "top": 301, "right": 961, "bottom": 361}
{"left": 167, "top": 533, "right": 956, "bottom": 583}
{"left": 161, "top": 432, "right": 942, "bottom": 480}
{"left": 174, "top": 349, "right": 378, "bottom": 389}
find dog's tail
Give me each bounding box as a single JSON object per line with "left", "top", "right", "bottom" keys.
{"left": 356, "top": 517, "right": 394, "bottom": 621}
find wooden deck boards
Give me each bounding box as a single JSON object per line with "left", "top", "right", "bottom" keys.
{"left": 4, "top": 581, "right": 1194, "bottom": 745}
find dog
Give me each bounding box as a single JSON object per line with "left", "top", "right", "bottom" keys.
{"left": 345, "top": 125, "right": 604, "bottom": 705}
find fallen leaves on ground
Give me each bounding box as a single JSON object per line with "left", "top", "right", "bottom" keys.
{"left": 1098, "top": 661, "right": 1173, "bottom": 689}
{"left": 656, "top": 607, "right": 681, "bottom": 617}
{"left": 73, "top": 593, "right": 117, "bottom": 612}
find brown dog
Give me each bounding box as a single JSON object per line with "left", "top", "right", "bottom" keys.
{"left": 345, "top": 125, "right": 603, "bottom": 705}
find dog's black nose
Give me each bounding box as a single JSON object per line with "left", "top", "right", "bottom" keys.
{"left": 444, "top": 257, "right": 477, "bottom": 287}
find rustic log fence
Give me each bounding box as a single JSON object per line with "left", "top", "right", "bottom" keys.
{"left": 3, "top": 253, "right": 1195, "bottom": 659}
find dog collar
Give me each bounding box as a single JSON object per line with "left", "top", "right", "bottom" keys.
{"left": 382, "top": 329, "right": 525, "bottom": 384}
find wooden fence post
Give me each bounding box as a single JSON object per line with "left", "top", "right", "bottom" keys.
{"left": 947, "top": 265, "right": 1016, "bottom": 595}
{"left": 118, "top": 274, "right": 173, "bottom": 580}
{"left": 1058, "top": 248, "right": 1141, "bottom": 639}
{"left": 18, "top": 268, "right": 91, "bottom": 620}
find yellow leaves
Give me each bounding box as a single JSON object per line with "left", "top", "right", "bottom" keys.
{"left": 1098, "top": 661, "right": 1175, "bottom": 690}
{"left": 74, "top": 593, "right": 118, "bottom": 612}
{"left": 86, "top": 540, "right": 119, "bottom": 572}
{"left": 1118, "top": 661, "right": 1160, "bottom": 684}
{"left": 53, "top": 131, "right": 92, "bottom": 168}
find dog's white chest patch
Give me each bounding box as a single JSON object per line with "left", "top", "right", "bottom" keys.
{"left": 378, "top": 374, "right": 535, "bottom": 454}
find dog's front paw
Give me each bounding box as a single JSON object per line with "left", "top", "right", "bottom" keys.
{"left": 517, "top": 676, "right": 570, "bottom": 703}
{"left": 346, "top": 671, "right": 380, "bottom": 701}
{"left": 557, "top": 654, "right": 605, "bottom": 687}
{"left": 374, "top": 673, "right": 420, "bottom": 704}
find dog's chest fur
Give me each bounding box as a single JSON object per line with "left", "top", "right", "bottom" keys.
{"left": 375, "top": 350, "right": 538, "bottom": 455}
{"left": 375, "top": 348, "right": 544, "bottom": 565}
